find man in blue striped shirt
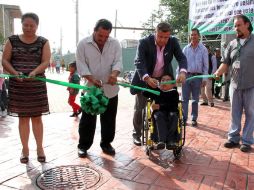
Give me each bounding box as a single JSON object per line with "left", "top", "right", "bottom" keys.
{"left": 182, "top": 28, "right": 208, "bottom": 127}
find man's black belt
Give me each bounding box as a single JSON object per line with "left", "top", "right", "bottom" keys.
{"left": 187, "top": 72, "right": 202, "bottom": 76}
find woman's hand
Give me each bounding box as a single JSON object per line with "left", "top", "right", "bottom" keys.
{"left": 15, "top": 72, "right": 24, "bottom": 82}
{"left": 28, "top": 70, "right": 37, "bottom": 78}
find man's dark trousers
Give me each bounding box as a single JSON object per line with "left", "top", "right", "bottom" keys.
{"left": 78, "top": 95, "right": 118, "bottom": 150}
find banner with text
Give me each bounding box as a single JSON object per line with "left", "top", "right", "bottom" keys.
{"left": 189, "top": 0, "right": 254, "bottom": 35}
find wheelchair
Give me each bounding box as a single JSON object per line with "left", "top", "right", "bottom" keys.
{"left": 141, "top": 89, "right": 186, "bottom": 160}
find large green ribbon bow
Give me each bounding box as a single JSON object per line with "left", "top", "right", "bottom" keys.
{"left": 80, "top": 87, "right": 109, "bottom": 115}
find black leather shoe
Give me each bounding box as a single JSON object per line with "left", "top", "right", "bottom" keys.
{"left": 101, "top": 144, "right": 115, "bottom": 155}
{"left": 200, "top": 102, "right": 208, "bottom": 106}
{"left": 240, "top": 144, "right": 251, "bottom": 152}
{"left": 210, "top": 103, "right": 214, "bottom": 107}
{"left": 191, "top": 120, "right": 198, "bottom": 127}
{"left": 223, "top": 98, "right": 229, "bottom": 102}
{"left": 215, "top": 95, "right": 220, "bottom": 99}
{"left": 224, "top": 141, "right": 239, "bottom": 148}
{"left": 133, "top": 137, "right": 141, "bottom": 146}
{"left": 78, "top": 148, "right": 87, "bottom": 158}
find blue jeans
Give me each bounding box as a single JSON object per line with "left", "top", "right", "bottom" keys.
{"left": 182, "top": 78, "right": 202, "bottom": 122}
{"left": 228, "top": 85, "right": 254, "bottom": 145}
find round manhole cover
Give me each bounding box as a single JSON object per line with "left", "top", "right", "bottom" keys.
{"left": 35, "top": 165, "right": 102, "bottom": 190}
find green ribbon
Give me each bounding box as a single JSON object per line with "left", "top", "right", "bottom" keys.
{"left": 160, "top": 74, "right": 216, "bottom": 85}
{"left": 0, "top": 73, "right": 160, "bottom": 115}
{"left": 116, "top": 82, "right": 160, "bottom": 95}
{"left": 1, "top": 73, "right": 216, "bottom": 115}
{"left": 0, "top": 74, "right": 92, "bottom": 90}
{"left": 0, "top": 74, "right": 160, "bottom": 95}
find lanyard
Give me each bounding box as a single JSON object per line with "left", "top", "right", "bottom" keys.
{"left": 236, "top": 36, "right": 250, "bottom": 58}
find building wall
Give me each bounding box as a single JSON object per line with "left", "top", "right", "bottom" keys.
{"left": 0, "top": 4, "right": 21, "bottom": 48}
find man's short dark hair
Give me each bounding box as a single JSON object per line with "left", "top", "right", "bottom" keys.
{"left": 234, "top": 14, "right": 253, "bottom": 32}
{"left": 21, "top": 12, "right": 39, "bottom": 25}
{"left": 156, "top": 22, "right": 171, "bottom": 32}
{"left": 191, "top": 28, "right": 200, "bottom": 36}
{"left": 94, "top": 19, "right": 112, "bottom": 32}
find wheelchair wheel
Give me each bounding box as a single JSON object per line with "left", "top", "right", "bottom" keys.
{"left": 173, "top": 147, "right": 182, "bottom": 160}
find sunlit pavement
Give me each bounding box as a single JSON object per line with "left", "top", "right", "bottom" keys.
{"left": 0, "top": 71, "right": 253, "bottom": 190}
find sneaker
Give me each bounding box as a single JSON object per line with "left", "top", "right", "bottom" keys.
{"left": 240, "top": 144, "right": 251, "bottom": 152}
{"left": 191, "top": 120, "right": 198, "bottom": 127}
{"left": 156, "top": 142, "right": 165, "bottom": 150}
{"left": 224, "top": 141, "right": 239, "bottom": 148}
{"left": 200, "top": 102, "right": 208, "bottom": 106}
{"left": 133, "top": 137, "right": 141, "bottom": 146}
{"left": 210, "top": 103, "right": 214, "bottom": 107}
{"left": 1, "top": 110, "right": 7, "bottom": 117}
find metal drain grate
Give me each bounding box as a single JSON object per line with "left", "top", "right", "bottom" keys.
{"left": 35, "top": 165, "right": 102, "bottom": 190}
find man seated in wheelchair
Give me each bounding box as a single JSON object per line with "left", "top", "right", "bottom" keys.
{"left": 143, "top": 74, "right": 180, "bottom": 150}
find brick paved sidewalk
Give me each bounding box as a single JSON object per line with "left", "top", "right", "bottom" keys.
{"left": 0, "top": 73, "right": 253, "bottom": 190}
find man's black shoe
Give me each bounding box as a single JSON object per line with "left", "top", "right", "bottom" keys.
{"left": 224, "top": 141, "right": 239, "bottom": 148}
{"left": 210, "top": 103, "right": 214, "bottom": 107}
{"left": 215, "top": 95, "right": 220, "bottom": 99}
{"left": 133, "top": 137, "right": 141, "bottom": 146}
{"left": 200, "top": 102, "right": 208, "bottom": 106}
{"left": 240, "top": 144, "right": 251, "bottom": 152}
{"left": 101, "top": 144, "right": 115, "bottom": 155}
{"left": 191, "top": 120, "right": 198, "bottom": 127}
{"left": 78, "top": 148, "right": 87, "bottom": 158}
{"left": 223, "top": 98, "right": 229, "bottom": 102}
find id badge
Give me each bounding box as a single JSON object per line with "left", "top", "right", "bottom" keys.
{"left": 234, "top": 61, "right": 240, "bottom": 69}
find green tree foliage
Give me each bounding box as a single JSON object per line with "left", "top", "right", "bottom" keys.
{"left": 142, "top": 0, "right": 189, "bottom": 42}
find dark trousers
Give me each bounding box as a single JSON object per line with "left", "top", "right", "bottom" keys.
{"left": 78, "top": 95, "right": 118, "bottom": 150}
{"left": 132, "top": 93, "right": 147, "bottom": 138}
{"left": 153, "top": 111, "right": 178, "bottom": 143}
{"left": 224, "top": 81, "right": 230, "bottom": 100}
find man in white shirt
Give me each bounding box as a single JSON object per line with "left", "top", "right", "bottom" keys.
{"left": 76, "top": 19, "right": 123, "bottom": 157}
